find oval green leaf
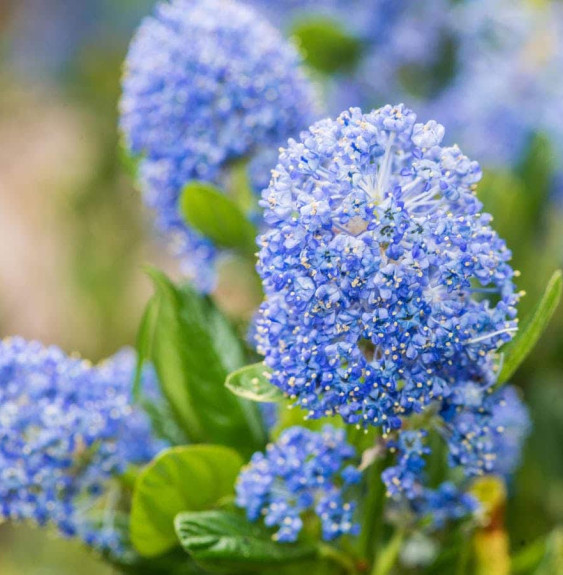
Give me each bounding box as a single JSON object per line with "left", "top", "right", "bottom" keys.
{"left": 130, "top": 445, "right": 243, "bottom": 558}
{"left": 291, "top": 17, "right": 363, "bottom": 75}
{"left": 499, "top": 270, "right": 562, "bottom": 384}
{"left": 180, "top": 181, "right": 257, "bottom": 256}
{"left": 225, "top": 363, "right": 283, "bottom": 403}
{"left": 174, "top": 510, "right": 317, "bottom": 571}
{"left": 142, "top": 269, "right": 266, "bottom": 454}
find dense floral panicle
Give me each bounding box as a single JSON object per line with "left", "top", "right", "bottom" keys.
{"left": 120, "top": 0, "right": 318, "bottom": 291}
{"left": 442, "top": 383, "right": 531, "bottom": 478}
{"left": 382, "top": 430, "right": 477, "bottom": 528}
{"left": 236, "top": 426, "right": 361, "bottom": 542}
{"left": 0, "top": 338, "right": 163, "bottom": 553}
{"left": 255, "top": 105, "right": 519, "bottom": 431}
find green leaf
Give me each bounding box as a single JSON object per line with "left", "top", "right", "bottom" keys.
{"left": 180, "top": 181, "right": 257, "bottom": 256}
{"left": 174, "top": 510, "right": 317, "bottom": 572}
{"left": 142, "top": 269, "right": 267, "bottom": 454}
{"left": 134, "top": 296, "right": 189, "bottom": 446}
{"left": 130, "top": 445, "right": 243, "bottom": 558}
{"left": 534, "top": 528, "right": 563, "bottom": 575}
{"left": 272, "top": 398, "right": 344, "bottom": 439}
{"left": 291, "top": 17, "right": 363, "bottom": 75}
{"left": 499, "top": 270, "right": 562, "bottom": 383}
{"left": 226, "top": 363, "right": 283, "bottom": 403}
{"left": 118, "top": 139, "right": 142, "bottom": 183}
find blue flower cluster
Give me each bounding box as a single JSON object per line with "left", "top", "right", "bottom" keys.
{"left": 120, "top": 0, "right": 318, "bottom": 291}
{"left": 441, "top": 381, "right": 531, "bottom": 478}
{"left": 0, "top": 338, "right": 164, "bottom": 553}
{"left": 248, "top": 0, "right": 450, "bottom": 113}
{"left": 382, "top": 430, "right": 478, "bottom": 529}
{"left": 380, "top": 376, "right": 530, "bottom": 527}
{"left": 430, "top": 0, "right": 563, "bottom": 169}
{"left": 236, "top": 426, "right": 361, "bottom": 542}
{"left": 249, "top": 0, "right": 563, "bottom": 178}
{"left": 255, "top": 105, "right": 519, "bottom": 432}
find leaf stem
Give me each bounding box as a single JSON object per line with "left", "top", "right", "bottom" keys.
{"left": 370, "top": 528, "right": 405, "bottom": 575}
{"left": 319, "top": 544, "right": 358, "bottom": 575}
{"left": 359, "top": 457, "right": 385, "bottom": 564}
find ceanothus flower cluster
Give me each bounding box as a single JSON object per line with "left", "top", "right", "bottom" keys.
{"left": 379, "top": 368, "right": 529, "bottom": 527}
{"left": 255, "top": 105, "right": 519, "bottom": 432}
{"left": 0, "top": 338, "right": 164, "bottom": 554}
{"left": 236, "top": 426, "right": 361, "bottom": 542}
{"left": 382, "top": 430, "right": 478, "bottom": 529}
{"left": 441, "top": 380, "right": 531, "bottom": 478}
{"left": 120, "top": 0, "right": 318, "bottom": 291}
{"left": 428, "top": 0, "right": 563, "bottom": 169}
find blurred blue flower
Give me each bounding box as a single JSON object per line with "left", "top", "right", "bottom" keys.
{"left": 255, "top": 104, "right": 519, "bottom": 431}
{"left": 236, "top": 426, "right": 360, "bottom": 542}
{"left": 442, "top": 381, "right": 531, "bottom": 478}
{"left": 426, "top": 0, "right": 563, "bottom": 170}
{"left": 383, "top": 429, "right": 478, "bottom": 528}
{"left": 249, "top": 0, "right": 563, "bottom": 179}
{"left": 120, "top": 0, "right": 318, "bottom": 291}
{"left": 7, "top": 0, "right": 154, "bottom": 82}
{"left": 0, "top": 338, "right": 164, "bottom": 554}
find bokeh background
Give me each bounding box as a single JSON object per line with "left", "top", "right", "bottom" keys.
{"left": 0, "top": 1, "right": 562, "bottom": 573}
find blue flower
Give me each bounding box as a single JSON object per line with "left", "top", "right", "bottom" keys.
{"left": 442, "top": 382, "right": 531, "bottom": 478}
{"left": 427, "top": 0, "right": 563, "bottom": 170}
{"left": 0, "top": 338, "right": 164, "bottom": 554}
{"left": 382, "top": 429, "right": 478, "bottom": 528}
{"left": 236, "top": 426, "right": 360, "bottom": 542}
{"left": 120, "top": 0, "right": 318, "bottom": 291}
{"left": 255, "top": 105, "right": 519, "bottom": 431}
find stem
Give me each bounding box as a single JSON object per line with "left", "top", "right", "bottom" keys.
{"left": 370, "top": 529, "right": 405, "bottom": 575}
{"left": 319, "top": 544, "right": 358, "bottom": 575}
{"left": 456, "top": 537, "right": 471, "bottom": 575}
{"left": 360, "top": 462, "right": 385, "bottom": 564}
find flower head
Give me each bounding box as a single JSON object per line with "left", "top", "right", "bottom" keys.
{"left": 382, "top": 428, "right": 478, "bottom": 528}
{"left": 0, "top": 338, "right": 164, "bottom": 553}
{"left": 120, "top": 0, "right": 318, "bottom": 291}
{"left": 255, "top": 105, "right": 519, "bottom": 431}
{"left": 236, "top": 426, "right": 360, "bottom": 542}
{"left": 443, "top": 382, "right": 531, "bottom": 478}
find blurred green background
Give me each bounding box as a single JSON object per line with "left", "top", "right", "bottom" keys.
{"left": 0, "top": 1, "right": 562, "bottom": 573}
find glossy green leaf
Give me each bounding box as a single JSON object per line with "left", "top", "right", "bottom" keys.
{"left": 134, "top": 296, "right": 188, "bottom": 445}
{"left": 142, "top": 269, "right": 266, "bottom": 454}
{"left": 292, "top": 17, "right": 363, "bottom": 75}
{"left": 499, "top": 270, "right": 562, "bottom": 383}
{"left": 180, "top": 181, "right": 257, "bottom": 256}
{"left": 130, "top": 446, "right": 243, "bottom": 558}
{"left": 225, "top": 363, "right": 283, "bottom": 403}
{"left": 174, "top": 510, "right": 317, "bottom": 571}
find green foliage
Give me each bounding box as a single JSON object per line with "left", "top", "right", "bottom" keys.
{"left": 130, "top": 446, "right": 243, "bottom": 558}
{"left": 137, "top": 269, "right": 267, "bottom": 455}
{"left": 291, "top": 18, "right": 363, "bottom": 75}
{"left": 271, "top": 398, "right": 345, "bottom": 439}
{"left": 180, "top": 181, "right": 257, "bottom": 256}
{"left": 175, "top": 510, "right": 317, "bottom": 572}
{"left": 225, "top": 363, "right": 284, "bottom": 403}
{"left": 118, "top": 139, "right": 142, "bottom": 184}
{"left": 499, "top": 270, "right": 562, "bottom": 384}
